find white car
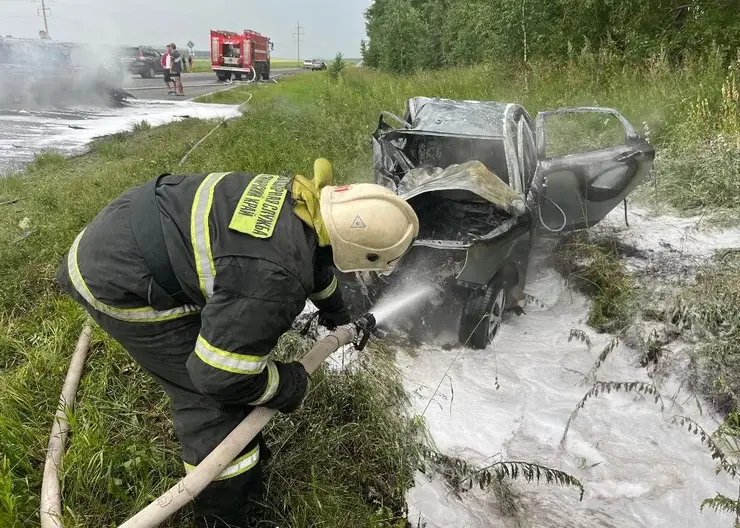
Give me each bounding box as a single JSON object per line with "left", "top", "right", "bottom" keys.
{"left": 302, "top": 58, "right": 326, "bottom": 71}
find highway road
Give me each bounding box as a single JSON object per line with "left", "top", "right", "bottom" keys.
{"left": 122, "top": 69, "right": 304, "bottom": 101}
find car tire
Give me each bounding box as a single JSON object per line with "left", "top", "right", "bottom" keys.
{"left": 458, "top": 274, "right": 508, "bottom": 350}
{"left": 262, "top": 65, "right": 270, "bottom": 80}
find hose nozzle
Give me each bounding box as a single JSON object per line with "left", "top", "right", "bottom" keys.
{"left": 351, "top": 312, "right": 376, "bottom": 350}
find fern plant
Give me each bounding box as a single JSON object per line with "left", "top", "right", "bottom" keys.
{"left": 421, "top": 447, "right": 585, "bottom": 501}
{"left": 673, "top": 413, "right": 740, "bottom": 526}
{"left": 584, "top": 337, "right": 620, "bottom": 383}
{"left": 561, "top": 381, "right": 664, "bottom": 445}
{"left": 701, "top": 492, "right": 740, "bottom": 528}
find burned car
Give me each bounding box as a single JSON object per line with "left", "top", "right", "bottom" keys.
{"left": 336, "top": 97, "right": 655, "bottom": 349}
{"left": 0, "top": 37, "right": 130, "bottom": 108}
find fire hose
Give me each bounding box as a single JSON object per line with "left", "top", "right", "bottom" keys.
{"left": 40, "top": 313, "right": 376, "bottom": 528}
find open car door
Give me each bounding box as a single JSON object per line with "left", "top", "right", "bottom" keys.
{"left": 531, "top": 107, "right": 655, "bottom": 232}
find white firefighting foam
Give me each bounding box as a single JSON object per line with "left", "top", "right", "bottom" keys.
{"left": 0, "top": 99, "right": 241, "bottom": 176}
{"left": 400, "top": 206, "right": 739, "bottom": 528}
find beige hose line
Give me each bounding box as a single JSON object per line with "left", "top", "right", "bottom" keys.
{"left": 117, "top": 325, "right": 357, "bottom": 528}
{"left": 178, "top": 93, "right": 253, "bottom": 166}
{"left": 39, "top": 318, "right": 357, "bottom": 528}
{"left": 39, "top": 320, "right": 94, "bottom": 528}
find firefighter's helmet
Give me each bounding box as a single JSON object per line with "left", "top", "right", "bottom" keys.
{"left": 319, "top": 183, "right": 419, "bottom": 273}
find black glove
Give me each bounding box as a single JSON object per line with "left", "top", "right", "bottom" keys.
{"left": 318, "top": 307, "right": 351, "bottom": 330}
{"left": 275, "top": 362, "right": 311, "bottom": 414}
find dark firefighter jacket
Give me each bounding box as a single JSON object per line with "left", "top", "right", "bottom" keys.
{"left": 56, "top": 172, "right": 345, "bottom": 410}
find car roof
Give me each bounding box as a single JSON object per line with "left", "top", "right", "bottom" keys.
{"left": 403, "top": 97, "right": 516, "bottom": 139}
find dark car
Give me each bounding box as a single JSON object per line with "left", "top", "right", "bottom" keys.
{"left": 119, "top": 45, "right": 166, "bottom": 78}
{"left": 337, "top": 97, "right": 655, "bottom": 349}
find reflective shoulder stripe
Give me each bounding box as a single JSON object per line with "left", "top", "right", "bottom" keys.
{"left": 249, "top": 360, "right": 280, "bottom": 406}
{"left": 184, "top": 443, "right": 260, "bottom": 481}
{"left": 67, "top": 229, "right": 200, "bottom": 323}
{"left": 309, "top": 276, "right": 338, "bottom": 301}
{"left": 194, "top": 335, "right": 267, "bottom": 375}
{"left": 191, "top": 172, "right": 232, "bottom": 300}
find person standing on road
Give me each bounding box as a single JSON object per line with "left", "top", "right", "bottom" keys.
{"left": 169, "top": 42, "right": 184, "bottom": 97}
{"left": 162, "top": 45, "right": 174, "bottom": 95}
{"left": 54, "top": 159, "right": 419, "bottom": 527}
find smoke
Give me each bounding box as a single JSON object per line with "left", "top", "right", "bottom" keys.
{"left": 0, "top": 37, "right": 127, "bottom": 110}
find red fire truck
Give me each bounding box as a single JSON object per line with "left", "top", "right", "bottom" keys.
{"left": 210, "top": 29, "right": 273, "bottom": 82}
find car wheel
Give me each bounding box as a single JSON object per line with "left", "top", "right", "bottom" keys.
{"left": 458, "top": 274, "right": 508, "bottom": 350}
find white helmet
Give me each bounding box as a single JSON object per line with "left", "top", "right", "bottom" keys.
{"left": 319, "top": 183, "right": 419, "bottom": 273}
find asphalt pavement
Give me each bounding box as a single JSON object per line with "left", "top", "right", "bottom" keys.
{"left": 123, "top": 69, "right": 303, "bottom": 101}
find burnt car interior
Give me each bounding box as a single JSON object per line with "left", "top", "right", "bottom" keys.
{"left": 408, "top": 190, "right": 512, "bottom": 245}
{"left": 374, "top": 130, "right": 511, "bottom": 186}
{"left": 406, "top": 134, "right": 510, "bottom": 184}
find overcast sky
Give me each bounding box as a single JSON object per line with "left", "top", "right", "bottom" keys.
{"left": 1, "top": 0, "right": 370, "bottom": 58}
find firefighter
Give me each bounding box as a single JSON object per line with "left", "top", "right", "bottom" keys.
{"left": 54, "top": 159, "right": 419, "bottom": 527}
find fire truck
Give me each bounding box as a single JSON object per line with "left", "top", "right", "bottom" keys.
{"left": 210, "top": 29, "right": 273, "bottom": 82}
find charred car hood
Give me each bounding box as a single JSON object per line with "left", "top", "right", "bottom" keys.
{"left": 399, "top": 160, "right": 526, "bottom": 218}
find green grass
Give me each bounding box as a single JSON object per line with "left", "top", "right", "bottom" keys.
{"left": 670, "top": 252, "right": 740, "bottom": 414}
{"left": 191, "top": 52, "right": 740, "bottom": 214}
{"left": 3, "top": 53, "right": 740, "bottom": 526}
{"left": 0, "top": 114, "right": 425, "bottom": 526}
{"left": 554, "top": 232, "right": 636, "bottom": 333}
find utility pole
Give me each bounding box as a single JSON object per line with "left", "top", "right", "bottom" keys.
{"left": 38, "top": 0, "right": 51, "bottom": 37}
{"left": 292, "top": 21, "right": 304, "bottom": 63}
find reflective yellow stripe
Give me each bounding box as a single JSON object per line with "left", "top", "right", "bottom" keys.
{"left": 67, "top": 229, "right": 200, "bottom": 323}
{"left": 184, "top": 444, "right": 260, "bottom": 481}
{"left": 309, "top": 276, "right": 338, "bottom": 301}
{"left": 194, "top": 335, "right": 266, "bottom": 375}
{"left": 249, "top": 360, "right": 280, "bottom": 405}
{"left": 191, "top": 172, "right": 232, "bottom": 300}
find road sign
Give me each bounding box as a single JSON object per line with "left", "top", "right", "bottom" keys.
{"left": 187, "top": 40, "right": 194, "bottom": 49}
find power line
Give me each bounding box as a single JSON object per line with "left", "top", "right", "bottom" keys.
{"left": 0, "top": 0, "right": 52, "bottom": 35}
{"left": 39, "top": 0, "right": 50, "bottom": 36}
{"left": 292, "top": 21, "right": 304, "bottom": 63}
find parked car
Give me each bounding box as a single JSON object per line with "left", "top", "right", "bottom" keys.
{"left": 119, "top": 45, "right": 166, "bottom": 78}
{"left": 302, "top": 58, "right": 326, "bottom": 71}
{"left": 336, "top": 97, "right": 655, "bottom": 349}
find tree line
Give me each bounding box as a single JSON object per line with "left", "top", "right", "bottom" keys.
{"left": 361, "top": 0, "right": 740, "bottom": 73}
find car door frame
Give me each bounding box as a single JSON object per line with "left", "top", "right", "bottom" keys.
{"left": 531, "top": 106, "right": 655, "bottom": 233}
{"left": 152, "top": 49, "right": 164, "bottom": 74}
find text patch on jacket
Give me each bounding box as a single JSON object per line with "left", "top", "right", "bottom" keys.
{"left": 229, "top": 174, "right": 291, "bottom": 238}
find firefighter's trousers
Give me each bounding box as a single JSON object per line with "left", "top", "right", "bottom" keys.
{"left": 82, "top": 306, "right": 271, "bottom": 527}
